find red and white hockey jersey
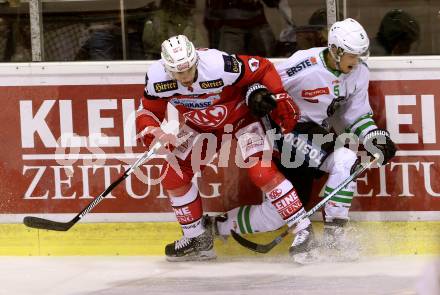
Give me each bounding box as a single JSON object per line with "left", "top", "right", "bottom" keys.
{"left": 137, "top": 48, "right": 285, "bottom": 135}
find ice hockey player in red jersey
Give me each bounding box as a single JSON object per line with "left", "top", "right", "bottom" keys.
{"left": 136, "top": 35, "right": 315, "bottom": 262}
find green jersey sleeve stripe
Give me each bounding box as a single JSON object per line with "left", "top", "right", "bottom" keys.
{"left": 354, "top": 121, "right": 376, "bottom": 137}
{"left": 345, "top": 113, "right": 373, "bottom": 133}
{"left": 350, "top": 117, "right": 375, "bottom": 134}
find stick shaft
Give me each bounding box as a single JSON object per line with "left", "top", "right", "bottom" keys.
{"left": 23, "top": 143, "right": 161, "bottom": 231}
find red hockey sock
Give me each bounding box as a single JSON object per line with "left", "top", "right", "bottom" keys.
{"left": 169, "top": 183, "right": 204, "bottom": 238}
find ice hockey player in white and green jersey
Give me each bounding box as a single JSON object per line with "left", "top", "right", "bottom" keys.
{"left": 211, "top": 18, "right": 397, "bottom": 263}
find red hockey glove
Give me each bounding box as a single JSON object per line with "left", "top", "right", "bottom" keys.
{"left": 270, "top": 93, "right": 300, "bottom": 134}
{"left": 145, "top": 127, "right": 178, "bottom": 151}
{"left": 136, "top": 115, "right": 177, "bottom": 150}
{"left": 136, "top": 114, "right": 159, "bottom": 148}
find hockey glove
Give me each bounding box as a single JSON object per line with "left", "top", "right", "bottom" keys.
{"left": 136, "top": 115, "right": 177, "bottom": 150}
{"left": 246, "top": 84, "right": 300, "bottom": 134}
{"left": 246, "top": 84, "right": 277, "bottom": 117}
{"left": 363, "top": 128, "right": 396, "bottom": 165}
{"left": 270, "top": 92, "right": 300, "bottom": 134}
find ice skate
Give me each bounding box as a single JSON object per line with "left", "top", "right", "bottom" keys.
{"left": 289, "top": 224, "right": 319, "bottom": 264}
{"left": 323, "top": 218, "right": 359, "bottom": 262}
{"left": 165, "top": 217, "right": 216, "bottom": 262}
{"left": 206, "top": 214, "right": 229, "bottom": 242}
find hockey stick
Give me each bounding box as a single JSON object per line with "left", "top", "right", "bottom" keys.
{"left": 230, "top": 154, "right": 380, "bottom": 253}
{"left": 23, "top": 143, "right": 162, "bottom": 231}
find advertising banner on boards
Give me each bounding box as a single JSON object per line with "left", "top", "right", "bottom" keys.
{"left": 0, "top": 62, "right": 439, "bottom": 220}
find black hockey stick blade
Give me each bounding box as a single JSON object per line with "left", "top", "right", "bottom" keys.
{"left": 23, "top": 216, "right": 75, "bottom": 231}
{"left": 230, "top": 229, "right": 289, "bottom": 254}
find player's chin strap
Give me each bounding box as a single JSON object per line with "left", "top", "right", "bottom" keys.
{"left": 230, "top": 154, "right": 380, "bottom": 254}
{"left": 329, "top": 46, "right": 370, "bottom": 71}
{"left": 329, "top": 46, "right": 343, "bottom": 71}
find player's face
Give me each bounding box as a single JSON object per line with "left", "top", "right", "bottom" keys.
{"left": 171, "top": 65, "right": 197, "bottom": 87}
{"left": 339, "top": 53, "right": 361, "bottom": 74}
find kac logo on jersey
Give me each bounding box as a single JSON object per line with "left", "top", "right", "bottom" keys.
{"left": 183, "top": 105, "right": 228, "bottom": 128}
{"left": 154, "top": 80, "right": 178, "bottom": 93}
{"left": 248, "top": 58, "right": 260, "bottom": 72}
{"left": 286, "top": 57, "right": 318, "bottom": 77}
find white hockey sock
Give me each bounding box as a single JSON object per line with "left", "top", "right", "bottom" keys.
{"left": 216, "top": 202, "right": 285, "bottom": 236}
{"left": 323, "top": 183, "right": 355, "bottom": 221}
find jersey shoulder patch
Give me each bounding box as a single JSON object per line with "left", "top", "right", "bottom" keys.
{"left": 247, "top": 57, "right": 260, "bottom": 72}
{"left": 223, "top": 54, "right": 240, "bottom": 73}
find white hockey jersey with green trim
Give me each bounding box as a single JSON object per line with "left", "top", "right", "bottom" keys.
{"left": 276, "top": 47, "right": 377, "bottom": 139}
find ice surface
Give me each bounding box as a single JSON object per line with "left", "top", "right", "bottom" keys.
{"left": 0, "top": 255, "right": 435, "bottom": 295}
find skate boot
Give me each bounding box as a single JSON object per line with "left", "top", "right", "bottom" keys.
{"left": 206, "top": 213, "right": 229, "bottom": 242}
{"left": 289, "top": 224, "right": 319, "bottom": 264}
{"left": 165, "top": 217, "right": 216, "bottom": 262}
{"left": 323, "top": 218, "right": 359, "bottom": 261}
{"left": 323, "top": 218, "right": 348, "bottom": 250}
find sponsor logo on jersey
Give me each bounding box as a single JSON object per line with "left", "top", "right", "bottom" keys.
{"left": 199, "top": 78, "right": 224, "bottom": 89}
{"left": 286, "top": 57, "right": 318, "bottom": 77}
{"left": 153, "top": 80, "right": 178, "bottom": 93}
{"left": 248, "top": 58, "right": 260, "bottom": 72}
{"left": 183, "top": 105, "right": 228, "bottom": 128}
{"left": 223, "top": 55, "right": 240, "bottom": 73}
{"left": 170, "top": 94, "right": 220, "bottom": 109}
{"left": 301, "top": 87, "right": 330, "bottom": 103}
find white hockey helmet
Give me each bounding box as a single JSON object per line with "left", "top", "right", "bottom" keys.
{"left": 161, "top": 35, "right": 198, "bottom": 73}
{"left": 328, "top": 18, "right": 370, "bottom": 62}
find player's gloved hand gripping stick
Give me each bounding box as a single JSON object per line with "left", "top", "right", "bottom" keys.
{"left": 231, "top": 154, "right": 380, "bottom": 254}
{"left": 23, "top": 142, "right": 162, "bottom": 231}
